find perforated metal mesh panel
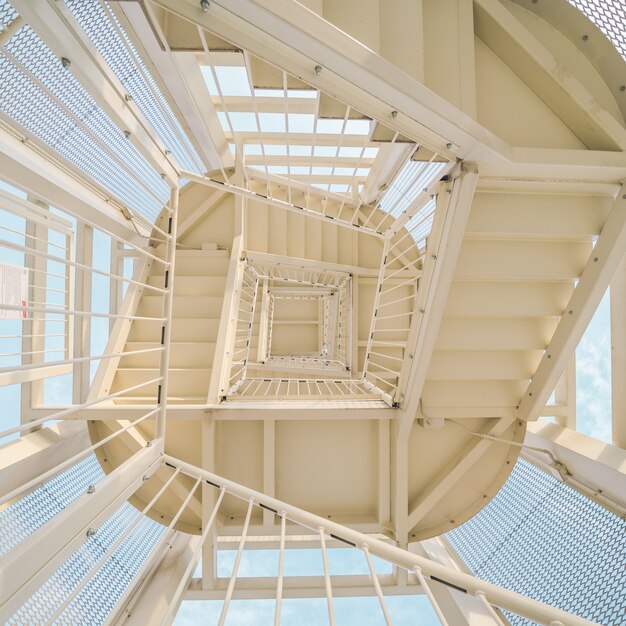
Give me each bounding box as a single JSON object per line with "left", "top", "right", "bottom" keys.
{"left": 65, "top": 0, "right": 204, "bottom": 174}
{"left": 447, "top": 459, "right": 626, "bottom": 626}
{"left": 568, "top": 0, "right": 626, "bottom": 59}
{"left": 0, "top": 455, "right": 104, "bottom": 558}
{"left": 0, "top": 0, "right": 17, "bottom": 26}
{"left": 0, "top": 0, "right": 168, "bottom": 221}
{"left": 4, "top": 454, "right": 166, "bottom": 625}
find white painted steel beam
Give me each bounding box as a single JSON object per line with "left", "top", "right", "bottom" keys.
{"left": 407, "top": 418, "right": 518, "bottom": 530}
{"left": 397, "top": 165, "right": 479, "bottom": 439}
{"left": 474, "top": 0, "right": 626, "bottom": 151}
{"left": 518, "top": 184, "right": 626, "bottom": 421}
{"left": 150, "top": 0, "right": 510, "bottom": 163}
{"left": 610, "top": 257, "right": 626, "bottom": 449}
{"left": 524, "top": 421, "right": 626, "bottom": 518}
{"left": 0, "top": 122, "right": 148, "bottom": 245}
{"left": 53, "top": 405, "right": 396, "bottom": 421}
{"left": 0, "top": 421, "right": 89, "bottom": 502}
{"left": 72, "top": 223, "right": 93, "bottom": 405}
{"left": 112, "top": 532, "right": 201, "bottom": 626}
{"left": 0, "top": 444, "right": 163, "bottom": 619}
{"left": 87, "top": 256, "right": 152, "bottom": 402}
{"left": 12, "top": 0, "right": 179, "bottom": 187}
{"left": 114, "top": 2, "right": 233, "bottom": 173}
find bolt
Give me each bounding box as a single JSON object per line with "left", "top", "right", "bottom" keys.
{"left": 61, "top": 57, "right": 71, "bottom": 69}
{"left": 146, "top": 440, "right": 152, "bottom": 447}
{"left": 143, "top": 474, "right": 150, "bottom": 481}
{"left": 391, "top": 110, "right": 398, "bottom": 119}
{"left": 86, "top": 484, "right": 95, "bottom": 494}
{"left": 582, "top": 34, "right": 589, "bottom": 41}
{"left": 200, "top": 0, "right": 210, "bottom": 12}
{"left": 314, "top": 65, "right": 323, "bottom": 76}
{"left": 445, "top": 142, "right": 453, "bottom": 150}
{"left": 568, "top": 310, "right": 573, "bottom": 315}
{"left": 620, "top": 86, "right": 626, "bottom": 92}
{"left": 86, "top": 528, "right": 97, "bottom": 538}
{"left": 124, "top": 130, "right": 131, "bottom": 139}
{"left": 125, "top": 93, "right": 133, "bottom": 102}
{"left": 593, "top": 257, "right": 598, "bottom": 262}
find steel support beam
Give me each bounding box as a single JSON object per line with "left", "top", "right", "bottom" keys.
{"left": 150, "top": 0, "right": 510, "bottom": 163}
{"left": 0, "top": 444, "right": 163, "bottom": 619}
{"left": 474, "top": 0, "right": 626, "bottom": 151}
{"left": 518, "top": 184, "right": 626, "bottom": 421}
{"left": 114, "top": 532, "right": 201, "bottom": 626}
{"left": 407, "top": 417, "right": 518, "bottom": 530}
{"left": 611, "top": 256, "right": 626, "bottom": 449}
{"left": 524, "top": 421, "right": 626, "bottom": 518}
{"left": 0, "top": 122, "right": 147, "bottom": 245}
{"left": 397, "top": 165, "right": 479, "bottom": 439}
{"left": 0, "top": 421, "right": 89, "bottom": 502}
{"left": 12, "top": 0, "right": 179, "bottom": 187}
{"left": 114, "top": 2, "right": 233, "bottom": 173}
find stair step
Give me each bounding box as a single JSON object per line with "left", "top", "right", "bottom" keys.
{"left": 146, "top": 275, "right": 226, "bottom": 296}
{"left": 128, "top": 318, "right": 220, "bottom": 342}
{"left": 151, "top": 255, "right": 229, "bottom": 276}
{"left": 111, "top": 368, "right": 212, "bottom": 397}
{"left": 123, "top": 342, "right": 216, "bottom": 368}
{"left": 138, "top": 296, "right": 224, "bottom": 319}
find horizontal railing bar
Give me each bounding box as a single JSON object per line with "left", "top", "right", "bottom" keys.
{"left": 0, "top": 238, "right": 168, "bottom": 292}
{"left": 0, "top": 376, "right": 163, "bottom": 440}
{"left": 0, "top": 302, "right": 165, "bottom": 322}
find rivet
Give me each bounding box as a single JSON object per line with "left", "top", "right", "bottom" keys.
{"left": 200, "top": 0, "right": 210, "bottom": 12}
{"left": 445, "top": 143, "right": 453, "bottom": 150}
{"left": 146, "top": 440, "right": 152, "bottom": 447}
{"left": 593, "top": 257, "right": 598, "bottom": 262}
{"left": 61, "top": 57, "right": 71, "bottom": 69}
{"left": 620, "top": 86, "right": 626, "bottom": 92}
{"left": 547, "top": 354, "right": 551, "bottom": 359}
{"left": 314, "top": 65, "right": 323, "bottom": 76}
{"left": 568, "top": 310, "right": 573, "bottom": 315}
{"left": 124, "top": 130, "right": 131, "bottom": 139}
{"left": 391, "top": 110, "right": 398, "bottom": 119}
{"left": 125, "top": 93, "right": 133, "bottom": 101}
{"left": 529, "top": 392, "right": 533, "bottom": 397}
{"left": 86, "top": 484, "right": 95, "bottom": 494}
{"left": 86, "top": 527, "right": 97, "bottom": 538}
{"left": 582, "top": 34, "right": 589, "bottom": 41}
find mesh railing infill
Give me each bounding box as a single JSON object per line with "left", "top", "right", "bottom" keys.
{"left": 3, "top": 453, "right": 166, "bottom": 626}
{"left": 447, "top": 458, "right": 626, "bottom": 626}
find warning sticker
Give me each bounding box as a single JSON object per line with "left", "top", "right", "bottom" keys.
{"left": 0, "top": 263, "right": 29, "bottom": 320}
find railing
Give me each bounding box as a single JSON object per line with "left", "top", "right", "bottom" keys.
{"left": 230, "top": 378, "right": 378, "bottom": 400}
{"left": 362, "top": 217, "right": 424, "bottom": 406}
{"left": 162, "top": 455, "right": 596, "bottom": 626}
{"left": 225, "top": 260, "right": 260, "bottom": 395}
